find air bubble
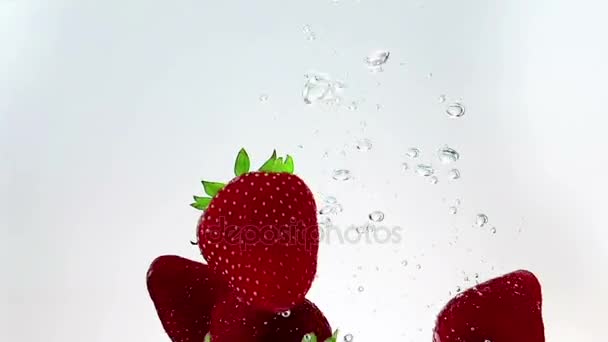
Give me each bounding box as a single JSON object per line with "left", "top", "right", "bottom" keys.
{"left": 476, "top": 214, "right": 489, "bottom": 227}
{"left": 446, "top": 103, "right": 466, "bottom": 118}
{"left": 368, "top": 211, "right": 385, "bottom": 222}
{"left": 332, "top": 169, "right": 352, "bottom": 181}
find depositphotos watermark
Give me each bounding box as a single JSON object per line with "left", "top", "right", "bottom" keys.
{"left": 197, "top": 217, "right": 403, "bottom": 250}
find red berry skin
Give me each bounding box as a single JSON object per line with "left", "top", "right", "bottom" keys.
{"left": 210, "top": 293, "right": 332, "bottom": 342}
{"left": 146, "top": 255, "right": 228, "bottom": 342}
{"left": 433, "top": 270, "right": 545, "bottom": 342}
{"left": 265, "top": 298, "right": 332, "bottom": 342}
{"left": 198, "top": 172, "right": 319, "bottom": 312}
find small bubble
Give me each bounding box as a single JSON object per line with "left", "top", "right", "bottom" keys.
{"left": 474, "top": 273, "right": 479, "bottom": 279}
{"left": 449, "top": 206, "right": 458, "bottom": 215}
{"left": 344, "top": 333, "right": 354, "bottom": 342}
{"left": 347, "top": 101, "right": 358, "bottom": 111}
{"left": 365, "top": 50, "right": 390, "bottom": 69}
{"left": 456, "top": 286, "right": 462, "bottom": 293}
{"left": 446, "top": 103, "right": 466, "bottom": 118}
{"left": 368, "top": 210, "right": 385, "bottom": 222}
{"left": 438, "top": 94, "right": 446, "bottom": 103}
{"left": 429, "top": 176, "right": 439, "bottom": 184}
{"left": 454, "top": 198, "right": 461, "bottom": 206}
{"left": 438, "top": 146, "right": 460, "bottom": 164}
{"left": 356, "top": 225, "right": 367, "bottom": 234}
{"left": 416, "top": 264, "right": 422, "bottom": 270}
{"left": 325, "top": 196, "right": 337, "bottom": 204}
{"left": 259, "top": 94, "right": 269, "bottom": 102}
{"left": 401, "top": 259, "right": 408, "bottom": 267}
{"left": 357, "top": 285, "right": 365, "bottom": 292}
{"left": 475, "top": 214, "right": 489, "bottom": 227}
{"left": 318, "top": 216, "right": 332, "bottom": 227}
{"left": 355, "top": 138, "right": 372, "bottom": 151}
{"left": 415, "top": 164, "right": 435, "bottom": 177}
{"left": 402, "top": 162, "right": 409, "bottom": 171}
{"left": 318, "top": 205, "right": 335, "bottom": 215}
{"left": 464, "top": 275, "right": 470, "bottom": 282}
{"left": 490, "top": 227, "right": 497, "bottom": 234}
{"left": 375, "top": 103, "right": 382, "bottom": 111}
{"left": 406, "top": 147, "right": 420, "bottom": 158}
{"left": 302, "top": 73, "right": 342, "bottom": 105}
{"left": 303, "top": 333, "right": 314, "bottom": 341}
{"left": 280, "top": 310, "right": 291, "bottom": 318}
{"left": 427, "top": 72, "right": 433, "bottom": 79}
{"left": 448, "top": 168, "right": 461, "bottom": 180}
{"left": 332, "top": 169, "right": 352, "bottom": 181}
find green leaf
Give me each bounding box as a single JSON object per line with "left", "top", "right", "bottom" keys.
{"left": 284, "top": 155, "right": 295, "bottom": 174}
{"left": 202, "top": 181, "right": 225, "bottom": 197}
{"left": 204, "top": 332, "right": 211, "bottom": 342}
{"left": 258, "top": 150, "right": 277, "bottom": 172}
{"left": 234, "top": 148, "right": 250, "bottom": 176}
{"left": 191, "top": 196, "right": 212, "bottom": 210}
{"left": 301, "top": 333, "right": 317, "bottom": 342}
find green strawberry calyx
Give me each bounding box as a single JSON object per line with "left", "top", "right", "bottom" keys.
{"left": 190, "top": 148, "right": 295, "bottom": 210}
{"left": 302, "top": 330, "right": 339, "bottom": 342}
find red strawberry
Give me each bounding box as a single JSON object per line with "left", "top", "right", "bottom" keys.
{"left": 264, "top": 298, "right": 332, "bottom": 341}
{"left": 146, "top": 255, "right": 228, "bottom": 342}
{"left": 210, "top": 293, "right": 332, "bottom": 342}
{"left": 433, "top": 270, "right": 545, "bottom": 342}
{"left": 191, "top": 149, "right": 319, "bottom": 312}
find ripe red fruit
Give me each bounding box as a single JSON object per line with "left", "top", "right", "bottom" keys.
{"left": 146, "top": 255, "right": 228, "bottom": 342}
{"left": 210, "top": 293, "right": 332, "bottom": 342}
{"left": 192, "top": 149, "right": 319, "bottom": 312}
{"left": 433, "top": 270, "right": 545, "bottom": 342}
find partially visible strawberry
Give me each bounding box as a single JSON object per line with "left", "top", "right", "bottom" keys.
{"left": 192, "top": 149, "right": 319, "bottom": 312}
{"left": 433, "top": 270, "right": 545, "bottom": 342}
{"left": 209, "top": 294, "right": 267, "bottom": 342}
{"left": 146, "top": 255, "right": 228, "bottom": 342}
{"left": 209, "top": 293, "right": 332, "bottom": 342}
{"left": 265, "top": 298, "right": 332, "bottom": 341}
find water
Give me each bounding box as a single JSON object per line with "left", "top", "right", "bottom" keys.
{"left": 332, "top": 169, "right": 352, "bottom": 181}
{"left": 402, "top": 162, "right": 409, "bottom": 171}
{"left": 355, "top": 138, "right": 372, "bottom": 151}
{"left": 357, "top": 285, "right": 365, "bottom": 292}
{"left": 365, "top": 50, "right": 390, "bottom": 69}
{"left": 446, "top": 102, "right": 466, "bottom": 118}
{"left": 429, "top": 176, "right": 439, "bottom": 184}
{"left": 368, "top": 210, "right": 385, "bottom": 222}
{"left": 438, "top": 94, "right": 446, "bottom": 103}
{"left": 406, "top": 147, "right": 420, "bottom": 158}
{"left": 476, "top": 214, "right": 489, "bottom": 227}
{"left": 438, "top": 146, "right": 460, "bottom": 164}
{"left": 449, "top": 206, "right": 458, "bottom": 215}
{"left": 280, "top": 310, "right": 291, "bottom": 318}
{"left": 344, "top": 333, "right": 354, "bottom": 341}
{"left": 259, "top": 94, "right": 269, "bottom": 102}
{"left": 302, "top": 73, "right": 341, "bottom": 105}
{"left": 325, "top": 196, "right": 337, "bottom": 204}
{"left": 302, "top": 24, "right": 316, "bottom": 40}
{"left": 415, "top": 164, "right": 435, "bottom": 177}
{"left": 448, "top": 168, "right": 461, "bottom": 180}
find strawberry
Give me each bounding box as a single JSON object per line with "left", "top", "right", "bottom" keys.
{"left": 433, "top": 270, "right": 545, "bottom": 342}
{"left": 146, "top": 255, "right": 228, "bottom": 342}
{"left": 209, "top": 293, "right": 333, "bottom": 342}
{"left": 191, "top": 149, "right": 319, "bottom": 312}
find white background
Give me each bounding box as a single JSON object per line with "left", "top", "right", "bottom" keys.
{"left": 2, "top": 0, "right": 607, "bottom": 341}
